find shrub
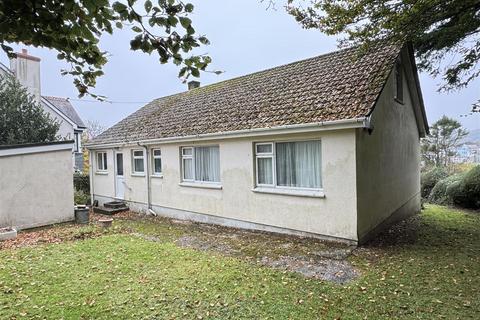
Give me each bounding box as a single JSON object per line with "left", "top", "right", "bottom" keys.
{"left": 421, "top": 167, "right": 448, "bottom": 199}
{"left": 428, "top": 173, "right": 465, "bottom": 205}
{"left": 74, "top": 189, "right": 90, "bottom": 206}
{"left": 449, "top": 165, "right": 480, "bottom": 209}
{"left": 74, "top": 173, "right": 90, "bottom": 194}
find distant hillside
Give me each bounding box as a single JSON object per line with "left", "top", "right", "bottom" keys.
{"left": 463, "top": 129, "right": 480, "bottom": 143}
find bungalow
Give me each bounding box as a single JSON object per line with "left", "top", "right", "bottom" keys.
{"left": 86, "top": 43, "right": 428, "bottom": 244}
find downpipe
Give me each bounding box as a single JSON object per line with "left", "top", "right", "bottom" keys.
{"left": 137, "top": 142, "right": 157, "bottom": 216}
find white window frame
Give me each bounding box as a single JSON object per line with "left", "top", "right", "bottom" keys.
{"left": 74, "top": 132, "right": 80, "bottom": 153}
{"left": 181, "top": 145, "right": 221, "bottom": 184}
{"left": 254, "top": 140, "right": 323, "bottom": 192}
{"left": 181, "top": 147, "right": 194, "bottom": 182}
{"left": 131, "top": 149, "right": 145, "bottom": 175}
{"left": 255, "top": 142, "right": 275, "bottom": 187}
{"left": 151, "top": 148, "right": 162, "bottom": 176}
{"left": 96, "top": 151, "right": 108, "bottom": 172}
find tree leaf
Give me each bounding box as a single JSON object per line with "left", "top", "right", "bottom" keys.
{"left": 144, "top": 0, "right": 152, "bottom": 13}
{"left": 185, "top": 3, "right": 194, "bottom": 13}
{"left": 179, "top": 17, "right": 191, "bottom": 29}
{"left": 132, "top": 26, "right": 143, "bottom": 33}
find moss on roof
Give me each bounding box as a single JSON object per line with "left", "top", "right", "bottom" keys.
{"left": 90, "top": 43, "right": 401, "bottom": 146}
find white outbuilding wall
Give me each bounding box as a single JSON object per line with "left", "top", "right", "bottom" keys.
{"left": 0, "top": 141, "right": 74, "bottom": 230}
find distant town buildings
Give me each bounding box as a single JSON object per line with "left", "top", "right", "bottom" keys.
{"left": 453, "top": 142, "right": 480, "bottom": 163}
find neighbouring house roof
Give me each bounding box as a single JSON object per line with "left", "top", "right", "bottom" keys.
{"left": 43, "top": 96, "right": 86, "bottom": 129}
{"left": 87, "top": 43, "right": 420, "bottom": 147}
{"left": 0, "top": 62, "right": 12, "bottom": 75}
{"left": 1, "top": 62, "right": 86, "bottom": 130}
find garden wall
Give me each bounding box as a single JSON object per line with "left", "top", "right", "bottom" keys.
{"left": 0, "top": 141, "right": 74, "bottom": 230}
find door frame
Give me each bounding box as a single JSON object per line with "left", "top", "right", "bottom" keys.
{"left": 114, "top": 151, "right": 125, "bottom": 199}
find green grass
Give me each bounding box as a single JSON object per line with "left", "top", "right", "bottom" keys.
{"left": 0, "top": 205, "right": 479, "bottom": 319}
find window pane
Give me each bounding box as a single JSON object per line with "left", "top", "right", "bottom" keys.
{"left": 103, "top": 153, "right": 108, "bottom": 170}
{"left": 194, "top": 146, "right": 220, "bottom": 182}
{"left": 116, "top": 153, "right": 124, "bottom": 176}
{"left": 257, "top": 157, "right": 273, "bottom": 185}
{"left": 154, "top": 158, "right": 162, "bottom": 174}
{"left": 134, "top": 158, "right": 144, "bottom": 172}
{"left": 182, "top": 148, "right": 193, "bottom": 156}
{"left": 153, "top": 149, "right": 161, "bottom": 156}
{"left": 183, "top": 158, "right": 193, "bottom": 180}
{"left": 276, "top": 141, "right": 321, "bottom": 188}
{"left": 134, "top": 150, "right": 143, "bottom": 157}
{"left": 97, "top": 153, "right": 103, "bottom": 170}
{"left": 256, "top": 143, "right": 272, "bottom": 154}
{"left": 74, "top": 133, "right": 79, "bottom": 152}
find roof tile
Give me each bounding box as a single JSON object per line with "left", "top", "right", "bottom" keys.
{"left": 90, "top": 43, "right": 400, "bottom": 146}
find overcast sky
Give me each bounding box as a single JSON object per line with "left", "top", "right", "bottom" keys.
{"left": 1, "top": 1, "right": 479, "bottom": 130}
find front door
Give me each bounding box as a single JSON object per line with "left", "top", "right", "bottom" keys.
{"left": 115, "top": 152, "right": 125, "bottom": 199}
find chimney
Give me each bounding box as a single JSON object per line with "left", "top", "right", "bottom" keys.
{"left": 10, "top": 49, "right": 41, "bottom": 103}
{"left": 188, "top": 80, "right": 200, "bottom": 90}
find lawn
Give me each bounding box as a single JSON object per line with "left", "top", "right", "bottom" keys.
{"left": 0, "top": 205, "right": 478, "bottom": 319}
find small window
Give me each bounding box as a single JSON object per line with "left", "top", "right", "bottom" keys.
{"left": 255, "top": 140, "right": 322, "bottom": 189}
{"left": 182, "top": 147, "right": 194, "bottom": 181}
{"left": 152, "top": 149, "right": 162, "bottom": 175}
{"left": 181, "top": 146, "right": 220, "bottom": 183}
{"left": 256, "top": 143, "right": 273, "bottom": 154}
{"left": 96, "top": 152, "right": 108, "bottom": 171}
{"left": 132, "top": 149, "right": 145, "bottom": 174}
{"left": 182, "top": 148, "right": 193, "bottom": 156}
{"left": 255, "top": 143, "right": 274, "bottom": 186}
{"left": 74, "top": 133, "right": 80, "bottom": 152}
{"left": 116, "top": 153, "right": 124, "bottom": 176}
{"left": 395, "top": 61, "right": 403, "bottom": 103}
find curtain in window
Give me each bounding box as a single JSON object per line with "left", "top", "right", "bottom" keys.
{"left": 194, "top": 146, "right": 220, "bottom": 182}
{"left": 276, "top": 141, "right": 321, "bottom": 188}
{"left": 257, "top": 157, "right": 273, "bottom": 185}
{"left": 183, "top": 158, "right": 193, "bottom": 180}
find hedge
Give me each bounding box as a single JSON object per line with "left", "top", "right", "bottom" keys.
{"left": 74, "top": 189, "right": 90, "bottom": 206}
{"left": 421, "top": 167, "right": 448, "bottom": 199}
{"left": 428, "top": 173, "right": 465, "bottom": 205}
{"left": 73, "top": 173, "right": 90, "bottom": 194}
{"left": 427, "top": 165, "right": 480, "bottom": 209}
{"left": 449, "top": 165, "right": 480, "bottom": 209}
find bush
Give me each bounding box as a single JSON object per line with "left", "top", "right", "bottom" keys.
{"left": 449, "top": 165, "right": 480, "bottom": 209}
{"left": 429, "top": 173, "right": 465, "bottom": 205}
{"left": 74, "top": 173, "right": 90, "bottom": 194}
{"left": 421, "top": 167, "right": 448, "bottom": 199}
{"left": 74, "top": 189, "right": 90, "bottom": 206}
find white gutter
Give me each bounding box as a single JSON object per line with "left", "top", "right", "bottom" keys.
{"left": 0, "top": 141, "right": 73, "bottom": 157}
{"left": 86, "top": 117, "right": 370, "bottom": 149}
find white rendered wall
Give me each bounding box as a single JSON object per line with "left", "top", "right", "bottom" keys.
{"left": 91, "top": 130, "right": 359, "bottom": 241}
{"left": 356, "top": 62, "right": 422, "bottom": 241}
{"left": 0, "top": 148, "right": 74, "bottom": 229}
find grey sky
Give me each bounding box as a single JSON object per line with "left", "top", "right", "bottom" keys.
{"left": 1, "top": 1, "right": 479, "bottom": 130}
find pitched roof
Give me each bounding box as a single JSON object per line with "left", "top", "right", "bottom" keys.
{"left": 43, "top": 96, "right": 85, "bottom": 128}
{"left": 90, "top": 43, "right": 401, "bottom": 146}
{"left": 0, "top": 62, "right": 12, "bottom": 75}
